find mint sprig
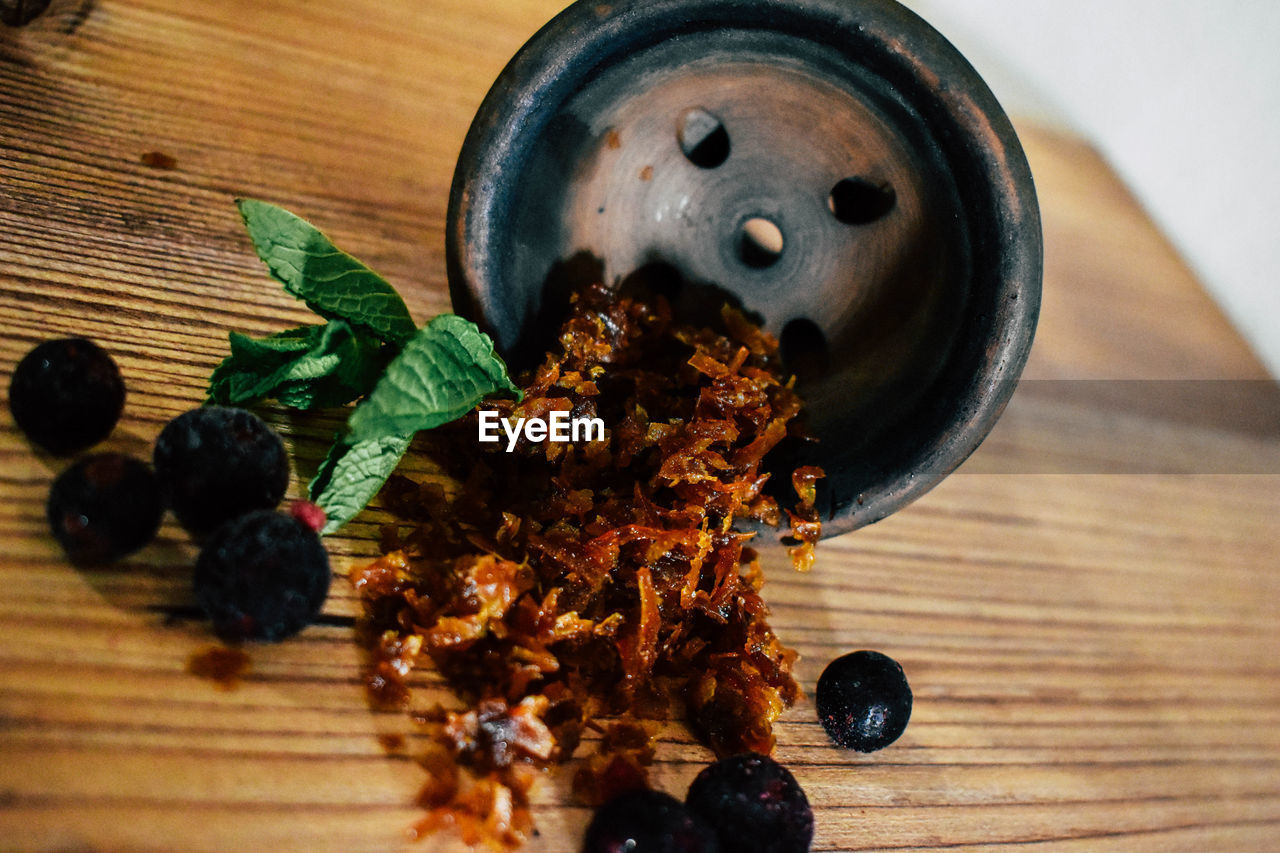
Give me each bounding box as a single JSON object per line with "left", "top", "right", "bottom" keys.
{"left": 209, "top": 200, "right": 520, "bottom": 534}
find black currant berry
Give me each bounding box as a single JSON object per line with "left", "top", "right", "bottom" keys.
{"left": 46, "top": 453, "right": 164, "bottom": 564}
{"left": 8, "top": 337, "right": 126, "bottom": 455}
{"left": 153, "top": 406, "right": 290, "bottom": 535}
{"left": 816, "top": 650, "right": 912, "bottom": 752}
{"left": 685, "top": 753, "right": 813, "bottom": 853}
{"left": 582, "top": 788, "right": 720, "bottom": 853}
{"left": 194, "top": 509, "right": 330, "bottom": 642}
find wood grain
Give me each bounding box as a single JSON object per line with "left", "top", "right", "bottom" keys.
{"left": 2, "top": 1, "right": 1278, "bottom": 851}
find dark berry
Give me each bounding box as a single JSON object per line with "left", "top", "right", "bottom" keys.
{"left": 685, "top": 753, "right": 813, "bottom": 853}
{"left": 194, "top": 509, "right": 330, "bottom": 642}
{"left": 582, "top": 788, "right": 720, "bottom": 853}
{"left": 153, "top": 406, "right": 290, "bottom": 535}
{"left": 816, "top": 650, "right": 912, "bottom": 752}
{"left": 8, "top": 337, "right": 125, "bottom": 455}
{"left": 46, "top": 453, "right": 163, "bottom": 564}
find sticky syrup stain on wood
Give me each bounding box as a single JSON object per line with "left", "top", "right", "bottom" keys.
{"left": 187, "top": 645, "right": 251, "bottom": 689}
{"left": 139, "top": 151, "right": 178, "bottom": 170}
{"left": 377, "top": 733, "right": 407, "bottom": 752}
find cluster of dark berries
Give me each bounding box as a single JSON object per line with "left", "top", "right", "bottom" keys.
{"left": 155, "top": 406, "right": 329, "bottom": 642}
{"left": 583, "top": 753, "right": 814, "bottom": 853}
{"left": 8, "top": 338, "right": 163, "bottom": 565}
{"left": 582, "top": 651, "right": 912, "bottom": 851}
{"left": 8, "top": 337, "right": 330, "bottom": 642}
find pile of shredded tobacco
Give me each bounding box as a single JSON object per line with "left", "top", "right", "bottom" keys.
{"left": 350, "top": 277, "right": 824, "bottom": 848}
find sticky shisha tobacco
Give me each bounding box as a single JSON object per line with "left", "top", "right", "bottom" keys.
{"left": 352, "top": 278, "right": 824, "bottom": 848}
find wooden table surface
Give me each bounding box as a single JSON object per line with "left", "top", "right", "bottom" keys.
{"left": 2, "top": 1, "right": 1278, "bottom": 850}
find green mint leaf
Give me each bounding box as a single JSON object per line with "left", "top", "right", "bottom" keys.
{"left": 235, "top": 199, "right": 417, "bottom": 346}
{"left": 217, "top": 203, "right": 526, "bottom": 536}
{"left": 309, "top": 433, "right": 413, "bottom": 535}
{"left": 309, "top": 315, "right": 520, "bottom": 533}
{"left": 208, "top": 324, "right": 317, "bottom": 404}
{"left": 347, "top": 314, "right": 520, "bottom": 443}
{"left": 207, "top": 320, "right": 388, "bottom": 409}
{"left": 274, "top": 324, "right": 387, "bottom": 409}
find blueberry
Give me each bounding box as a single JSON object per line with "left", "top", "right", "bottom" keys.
{"left": 46, "top": 453, "right": 163, "bottom": 564}
{"left": 8, "top": 338, "right": 125, "bottom": 455}
{"left": 582, "top": 788, "right": 720, "bottom": 853}
{"left": 816, "top": 650, "right": 912, "bottom": 752}
{"left": 153, "top": 406, "right": 290, "bottom": 535}
{"left": 194, "top": 509, "right": 330, "bottom": 642}
{"left": 685, "top": 753, "right": 813, "bottom": 853}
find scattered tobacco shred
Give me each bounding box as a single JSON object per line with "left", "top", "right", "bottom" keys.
{"left": 351, "top": 277, "right": 822, "bottom": 849}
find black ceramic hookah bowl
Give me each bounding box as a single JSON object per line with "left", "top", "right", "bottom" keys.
{"left": 448, "top": 0, "right": 1041, "bottom": 536}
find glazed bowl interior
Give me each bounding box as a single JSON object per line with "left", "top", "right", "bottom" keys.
{"left": 448, "top": 0, "right": 1041, "bottom": 536}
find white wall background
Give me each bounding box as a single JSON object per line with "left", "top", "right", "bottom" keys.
{"left": 900, "top": 0, "right": 1280, "bottom": 377}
